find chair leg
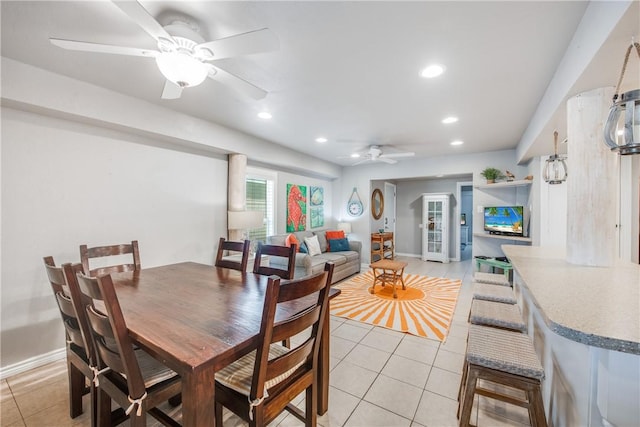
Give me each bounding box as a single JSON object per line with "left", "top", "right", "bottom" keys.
{"left": 527, "top": 386, "right": 548, "bottom": 427}
{"left": 97, "top": 388, "right": 112, "bottom": 427}
{"left": 215, "top": 401, "right": 223, "bottom": 426}
{"left": 68, "top": 360, "right": 85, "bottom": 418}
{"left": 458, "top": 366, "right": 479, "bottom": 427}
{"left": 305, "top": 384, "right": 317, "bottom": 427}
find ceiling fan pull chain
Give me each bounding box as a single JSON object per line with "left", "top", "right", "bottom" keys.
{"left": 612, "top": 41, "right": 640, "bottom": 103}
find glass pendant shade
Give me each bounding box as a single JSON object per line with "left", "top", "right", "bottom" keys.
{"left": 155, "top": 51, "right": 208, "bottom": 88}
{"left": 543, "top": 130, "right": 567, "bottom": 184}
{"left": 604, "top": 89, "right": 640, "bottom": 155}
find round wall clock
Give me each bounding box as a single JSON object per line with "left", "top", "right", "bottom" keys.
{"left": 347, "top": 187, "right": 364, "bottom": 217}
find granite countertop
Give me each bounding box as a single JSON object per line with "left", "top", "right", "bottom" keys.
{"left": 502, "top": 245, "right": 640, "bottom": 355}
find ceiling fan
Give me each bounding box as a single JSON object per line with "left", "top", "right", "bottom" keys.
{"left": 347, "top": 145, "right": 415, "bottom": 165}
{"left": 49, "top": 1, "right": 279, "bottom": 100}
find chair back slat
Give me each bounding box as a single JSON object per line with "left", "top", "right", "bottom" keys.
{"left": 267, "top": 339, "right": 314, "bottom": 381}
{"left": 77, "top": 272, "right": 147, "bottom": 398}
{"left": 253, "top": 243, "right": 297, "bottom": 279}
{"left": 80, "top": 240, "right": 141, "bottom": 277}
{"left": 250, "top": 262, "right": 333, "bottom": 400}
{"left": 215, "top": 237, "right": 251, "bottom": 271}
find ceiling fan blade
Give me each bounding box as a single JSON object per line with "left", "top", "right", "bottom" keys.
{"left": 50, "top": 38, "right": 158, "bottom": 57}
{"left": 378, "top": 157, "right": 398, "bottom": 164}
{"left": 112, "top": 1, "right": 175, "bottom": 44}
{"left": 380, "top": 152, "right": 415, "bottom": 158}
{"left": 351, "top": 159, "right": 371, "bottom": 166}
{"left": 197, "top": 28, "right": 279, "bottom": 61}
{"left": 208, "top": 66, "right": 267, "bottom": 100}
{"left": 161, "top": 80, "right": 183, "bottom": 100}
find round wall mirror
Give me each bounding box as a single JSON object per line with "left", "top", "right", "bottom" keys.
{"left": 371, "top": 189, "right": 384, "bottom": 220}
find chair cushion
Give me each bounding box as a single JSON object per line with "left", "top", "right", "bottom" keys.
{"left": 473, "top": 272, "right": 510, "bottom": 286}
{"left": 215, "top": 344, "right": 303, "bottom": 398}
{"left": 473, "top": 283, "right": 516, "bottom": 304}
{"left": 328, "top": 238, "right": 350, "bottom": 252}
{"left": 467, "top": 325, "right": 544, "bottom": 381}
{"left": 304, "top": 235, "right": 322, "bottom": 256}
{"left": 470, "top": 300, "right": 526, "bottom": 332}
{"left": 135, "top": 348, "right": 178, "bottom": 388}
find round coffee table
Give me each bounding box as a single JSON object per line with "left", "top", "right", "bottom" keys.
{"left": 370, "top": 259, "right": 409, "bottom": 299}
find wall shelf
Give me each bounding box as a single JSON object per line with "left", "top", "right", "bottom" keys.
{"left": 474, "top": 232, "right": 532, "bottom": 243}
{"left": 474, "top": 179, "right": 532, "bottom": 190}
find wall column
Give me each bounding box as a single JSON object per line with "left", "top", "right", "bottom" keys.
{"left": 566, "top": 87, "right": 618, "bottom": 266}
{"left": 228, "top": 154, "right": 247, "bottom": 241}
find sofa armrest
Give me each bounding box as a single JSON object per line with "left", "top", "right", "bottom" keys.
{"left": 349, "top": 240, "right": 362, "bottom": 254}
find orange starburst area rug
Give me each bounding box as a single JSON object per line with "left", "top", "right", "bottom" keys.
{"left": 330, "top": 271, "right": 462, "bottom": 341}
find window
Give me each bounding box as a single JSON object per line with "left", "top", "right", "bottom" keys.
{"left": 246, "top": 170, "right": 275, "bottom": 243}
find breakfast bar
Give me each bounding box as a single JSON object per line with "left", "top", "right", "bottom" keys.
{"left": 502, "top": 245, "right": 640, "bottom": 427}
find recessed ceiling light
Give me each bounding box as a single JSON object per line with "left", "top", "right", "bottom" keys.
{"left": 442, "top": 116, "right": 458, "bottom": 124}
{"left": 351, "top": 153, "right": 360, "bottom": 158}
{"left": 420, "top": 64, "right": 445, "bottom": 78}
{"left": 315, "top": 137, "right": 328, "bottom": 143}
{"left": 436, "top": 174, "right": 444, "bottom": 178}
{"left": 450, "top": 140, "right": 464, "bottom": 146}
{"left": 257, "top": 111, "right": 272, "bottom": 119}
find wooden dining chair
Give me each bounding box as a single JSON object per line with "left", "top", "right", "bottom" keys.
{"left": 215, "top": 237, "right": 251, "bottom": 271}
{"left": 76, "top": 271, "right": 182, "bottom": 427}
{"left": 79, "top": 240, "right": 141, "bottom": 277}
{"left": 252, "top": 242, "right": 297, "bottom": 279}
{"left": 43, "top": 257, "right": 95, "bottom": 423}
{"left": 214, "top": 262, "right": 334, "bottom": 427}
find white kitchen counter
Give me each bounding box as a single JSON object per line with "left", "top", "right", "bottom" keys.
{"left": 502, "top": 245, "right": 640, "bottom": 354}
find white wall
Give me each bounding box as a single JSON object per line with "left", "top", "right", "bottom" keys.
{"left": 274, "top": 171, "right": 334, "bottom": 235}
{"left": 1, "top": 107, "right": 228, "bottom": 368}
{"left": 395, "top": 178, "right": 460, "bottom": 258}
{"left": 0, "top": 58, "right": 341, "bottom": 373}
{"left": 339, "top": 150, "right": 527, "bottom": 262}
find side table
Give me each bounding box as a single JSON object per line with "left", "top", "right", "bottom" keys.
{"left": 370, "top": 259, "right": 408, "bottom": 299}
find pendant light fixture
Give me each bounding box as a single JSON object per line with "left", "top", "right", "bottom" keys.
{"left": 603, "top": 41, "right": 640, "bottom": 155}
{"left": 543, "top": 130, "right": 567, "bottom": 184}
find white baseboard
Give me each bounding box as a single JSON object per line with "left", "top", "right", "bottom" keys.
{"left": 0, "top": 347, "right": 66, "bottom": 380}
{"left": 395, "top": 252, "right": 422, "bottom": 258}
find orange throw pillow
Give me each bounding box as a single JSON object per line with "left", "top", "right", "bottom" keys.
{"left": 285, "top": 233, "right": 300, "bottom": 252}
{"left": 325, "top": 230, "right": 345, "bottom": 251}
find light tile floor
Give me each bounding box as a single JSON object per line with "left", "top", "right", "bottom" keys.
{"left": 1, "top": 250, "right": 532, "bottom": 426}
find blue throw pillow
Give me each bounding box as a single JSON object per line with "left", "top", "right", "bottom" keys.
{"left": 328, "top": 238, "right": 350, "bottom": 252}
{"left": 299, "top": 242, "right": 308, "bottom": 253}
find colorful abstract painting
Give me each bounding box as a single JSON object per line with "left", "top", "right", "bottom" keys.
{"left": 310, "top": 186, "right": 324, "bottom": 228}
{"left": 286, "top": 184, "right": 307, "bottom": 232}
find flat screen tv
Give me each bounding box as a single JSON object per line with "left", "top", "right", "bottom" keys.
{"left": 484, "top": 206, "right": 524, "bottom": 236}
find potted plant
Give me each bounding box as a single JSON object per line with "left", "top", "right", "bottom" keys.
{"left": 480, "top": 167, "right": 504, "bottom": 184}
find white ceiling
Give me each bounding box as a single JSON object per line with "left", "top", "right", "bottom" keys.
{"left": 1, "top": 1, "right": 637, "bottom": 166}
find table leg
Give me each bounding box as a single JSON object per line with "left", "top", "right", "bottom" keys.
{"left": 182, "top": 368, "right": 216, "bottom": 426}
{"left": 400, "top": 268, "right": 406, "bottom": 290}
{"left": 318, "top": 304, "right": 331, "bottom": 415}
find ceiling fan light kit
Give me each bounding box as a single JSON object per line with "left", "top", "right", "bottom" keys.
{"left": 49, "top": 1, "right": 278, "bottom": 100}
{"left": 155, "top": 51, "right": 208, "bottom": 87}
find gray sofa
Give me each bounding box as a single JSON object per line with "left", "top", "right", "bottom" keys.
{"left": 266, "top": 230, "right": 361, "bottom": 284}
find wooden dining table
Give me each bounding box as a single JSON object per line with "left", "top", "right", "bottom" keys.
{"left": 109, "top": 262, "right": 339, "bottom": 426}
